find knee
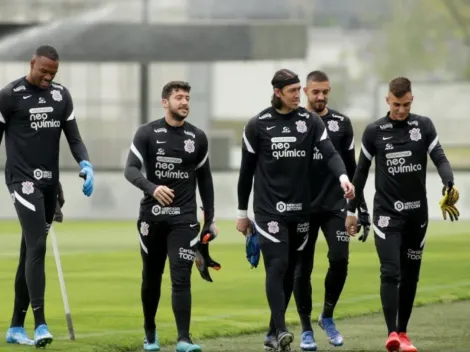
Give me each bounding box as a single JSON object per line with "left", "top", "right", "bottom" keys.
{"left": 380, "top": 263, "right": 400, "bottom": 284}
{"left": 294, "top": 255, "right": 314, "bottom": 282}
{"left": 27, "top": 236, "right": 47, "bottom": 258}
{"left": 170, "top": 265, "right": 191, "bottom": 292}
{"left": 266, "top": 256, "right": 289, "bottom": 277}
{"left": 329, "top": 259, "right": 348, "bottom": 276}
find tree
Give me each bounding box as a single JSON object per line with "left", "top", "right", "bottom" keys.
{"left": 371, "top": 0, "right": 470, "bottom": 80}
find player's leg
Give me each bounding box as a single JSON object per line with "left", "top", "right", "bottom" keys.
{"left": 8, "top": 182, "right": 52, "bottom": 346}
{"left": 166, "top": 223, "right": 201, "bottom": 352}
{"left": 317, "top": 210, "right": 348, "bottom": 347}
{"left": 255, "top": 216, "right": 293, "bottom": 352}
{"left": 6, "top": 229, "right": 34, "bottom": 345}
{"left": 373, "top": 214, "right": 402, "bottom": 352}
{"left": 397, "top": 215, "right": 427, "bottom": 352}
{"left": 294, "top": 214, "right": 321, "bottom": 351}
{"left": 138, "top": 219, "right": 167, "bottom": 351}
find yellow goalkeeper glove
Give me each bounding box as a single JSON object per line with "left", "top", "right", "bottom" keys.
{"left": 439, "top": 181, "right": 460, "bottom": 221}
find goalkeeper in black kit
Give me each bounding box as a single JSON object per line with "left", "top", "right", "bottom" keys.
{"left": 236, "top": 69, "right": 355, "bottom": 352}
{"left": 346, "top": 77, "right": 459, "bottom": 352}
{"left": 1, "top": 45, "right": 94, "bottom": 348}
{"left": 124, "top": 81, "right": 220, "bottom": 352}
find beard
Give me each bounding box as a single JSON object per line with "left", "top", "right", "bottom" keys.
{"left": 169, "top": 107, "right": 189, "bottom": 121}
{"left": 312, "top": 100, "right": 327, "bottom": 113}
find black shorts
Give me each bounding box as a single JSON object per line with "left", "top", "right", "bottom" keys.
{"left": 253, "top": 214, "right": 310, "bottom": 250}
{"left": 8, "top": 181, "right": 58, "bottom": 236}
{"left": 137, "top": 218, "right": 201, "bottom": 269}
{"left": 373, "top": 210, "right": 428, "bottom": 278}
{"left": 309, "top": 209, "right": 349, "bottom": 262}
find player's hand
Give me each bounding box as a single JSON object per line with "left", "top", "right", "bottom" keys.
{"left": 345, "top": 214, "right": 358, "bottom": 237}
{"left": 341, "top": 180, "right": 355, "bottom": 200}
{"left": 153, "top": 186, "right": 174, "bottom": 206}
{"left": 200, "top": 207, "right": 218, "bottom": 243}
{"left": 79, "top": 160, "right": 94, "bottom": 197}
{"left": 441, "top": 181, "right": 460, "bottom": 205}
{"left": 236, "top": 217, "right": 252, "bottom": 236}
{"left": 195, "top": 242, "right": 221, "bottom": 283}
{"left": 440, "top": 181, "right": 460, "bottom": 221}
{"left": 357, "top": 206, "right": 371, "bottom": 242}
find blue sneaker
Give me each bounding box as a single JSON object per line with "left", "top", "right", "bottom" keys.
{"left": 175, "top": 338, "right": 202, "bottom": 352}
{"left": 34, "top": 324, "right": 53, "bottom": 347}
{"left": 300, "top": 331, "right": 318, "bottom": 351}
{"left": 6, "top": 327, "right": 34, "bottom": 345}
{"left": 263, "top": 334, "right": 277, "bottom": 351}
{"left": 144, "top": 329, "right": 160, "bottom": 351}
{"left": 318, "top": 314, "right": 344, "bottom": 347}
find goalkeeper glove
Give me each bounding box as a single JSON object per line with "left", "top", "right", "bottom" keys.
{"left": 245, "top": 222, "right": 260, "bottom": 268}
{"left": 440, "top": 181, "right": 460, "bottom": 221}
{"left": 356, "top": 205, "right": 371, "bottom": 242}
{"left": 194, "top": 242, "right": 221, "bottom": 283}
{"left": 200, "top": 207, "right": 218, "bottom": 243}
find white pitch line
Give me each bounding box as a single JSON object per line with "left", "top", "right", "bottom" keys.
{"left": 57, "top": 280, "right": 470, "bottom": 340}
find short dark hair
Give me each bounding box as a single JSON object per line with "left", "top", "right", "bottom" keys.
{"left": 35, "top": 45, "right": 59, "bottom": 61}
{"left": 161, "top": 81, "right": 191, "bottom": 99}
{"left": 271, "top": 69, "right": 298, "bottom": 109}
{"left": 306, "top": 70, "right": 329, "bottom": 83}
{"left": 389, "top": 77, "right": 412, "bottom": 98}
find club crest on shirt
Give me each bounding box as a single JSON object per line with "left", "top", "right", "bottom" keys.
{"left": 51, "top": 90, "right": 62, "bottom": 102}
{"left": 409, "top": 128, "right": 421, "bottom": 142}
{"left": 21, "top": 181, "right": 34, "bottom": 195}
{"left": 327, "top": 120, "right": 339, "bottom": 132}
{"left": 296, "top": 120, "right": 307, "bottom": 133}
{"left": 184, "top": 139, "right": 195, "bottom": 153}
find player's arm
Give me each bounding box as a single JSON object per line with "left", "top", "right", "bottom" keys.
{"left": 61, "top": 89, "right": 91, "bottom": 164}
{"left": 195, "top": 131, "right": 216, "bottom": 238}
{"left": 347, "top": 123, "right": 376, "bottom": 214}
{"left": 0, "top": 86, "right": 13, "bottom": 146}
{"left": 61, "top": 89, "right": 94, "bottom": 196}
{"left": 124, "top": 125, "right": 159, "bottom": 196}
{"left": 237, "top": 119, "right": 258, "bottom": 221}
{"left": 426, "top": 118, "right": 454, "bottom": 186}
{"left": 312, "top": 115, "right": 351, "bottom": 193}
{"left": 343, "top": 119, "right": 369, "bottom": 212}
{"left": 425, "top": 118, "right": 459, "bottom": 220}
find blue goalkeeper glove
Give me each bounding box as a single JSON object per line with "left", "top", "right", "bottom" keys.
{"left": 79, "top": 160, "right": 94, "bottom": 197}
{"left": 245, "top": 221, "right": 260, "bottom": 268}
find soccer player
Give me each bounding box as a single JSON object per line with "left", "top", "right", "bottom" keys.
{"left": 236, "top": 69, "right": 355, "bottom": 352}
{"left": 124, "top": 80, "right": 218, "bottom": 352}
{"left": 293, "top": 70, "right": 371, "bottom": 351}
{"left": 346, "top": 77, "right": 459, "bottom": 352}
{"left": 0, "top": 45, "right": 94, "bottom": 347}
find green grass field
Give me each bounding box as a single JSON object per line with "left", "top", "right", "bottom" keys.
{"left": 0, "top": 219, "right": 469, "bottom": 352}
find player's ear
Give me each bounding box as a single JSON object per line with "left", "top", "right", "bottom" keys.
{"left": 302, "top": 86, "right": 307, "bottom": 95}
{"left": 161, "top": 98, "right": 169, "bottom": 109}
{"left": 385, "top": 96, "right": 389, "bottom": 105}
{"left": 274, "top": 88, "right": 281, "bottom": 98}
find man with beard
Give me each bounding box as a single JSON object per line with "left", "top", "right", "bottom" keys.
{"left": 124, "top": 81, "right": 219, "bottom": 352}
{"left": 236, "top": 69, "right": 355, "bottom": 352}
{"left": 293, "top": 71, "right": 371, "bottom": 351}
